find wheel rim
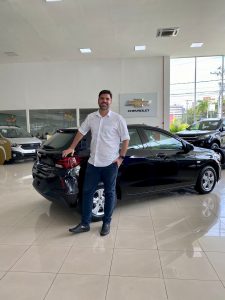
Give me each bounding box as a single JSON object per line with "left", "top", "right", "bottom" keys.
{"left": 211, "top": 143, "right": 219, "bottom": 149}
{"left": 201, "top": 169, "right": 215, "bottom": 192}
{"left": 92, "top": 188, "right": 105, "bottom": 217}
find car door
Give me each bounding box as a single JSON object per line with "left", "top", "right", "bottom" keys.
{"left": 119, "top": 127, "right": 156, "bottom": 196}
{"left": 220, "top": 119, "right": 225, "bottom": 147}
{"left": 141, "top": 128, "right": 185, "bottom": 192}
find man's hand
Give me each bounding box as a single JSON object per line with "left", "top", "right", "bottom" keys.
{"left": 114, "top": 156, "right": 124, "bottom": 168}
{"left": 62, "top": 148, "right": 74, "bottom": 157}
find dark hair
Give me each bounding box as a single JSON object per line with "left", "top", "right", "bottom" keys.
{"left": 98, "top": 90, "right": 112, "bottom": 98}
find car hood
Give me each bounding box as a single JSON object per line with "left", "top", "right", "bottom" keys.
{"left": 177, "top": 130, "right": 216, "bottom": 136}
{"left": 7, "top": 137, "right": 42, "bottom": 144}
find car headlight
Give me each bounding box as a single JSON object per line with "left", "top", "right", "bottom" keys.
{"left": 11, "top": 143, "right": 18, "bottom": 147}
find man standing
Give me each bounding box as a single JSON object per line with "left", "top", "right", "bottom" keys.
{"left": 62, "top": 90, "right": 130, "bottom": 236}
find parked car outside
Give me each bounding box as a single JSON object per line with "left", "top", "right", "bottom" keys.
{"left": 0, "top": 126, "right": 42, "bottom": 161}
{"left": 176, "top": 118, "right": 225, "bottom": 149}
{"left": 32, "top": 124, "right": 221, "bottom": 221}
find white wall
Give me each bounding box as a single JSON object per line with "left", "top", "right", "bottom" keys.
{"left": 0, "top": 56, "right": 169, "bottom": 129}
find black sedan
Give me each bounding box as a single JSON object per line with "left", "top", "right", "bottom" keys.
{"left": 32, "top": 124, "right": 221, "bottom": 221}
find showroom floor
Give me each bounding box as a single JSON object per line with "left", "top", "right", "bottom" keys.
{"left": 1, "top": 162, "right": 225, "bottom": 300}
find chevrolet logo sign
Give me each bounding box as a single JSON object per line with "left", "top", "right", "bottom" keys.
{"left": 126, "top": 98, "right": 151, "bottom": 108}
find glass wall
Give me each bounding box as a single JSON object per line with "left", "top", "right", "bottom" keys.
{"left": 170, "top": 58, "right": 195, "bottom": 124}
{"left": 0, "top": 107, "right": 98, "bottom": 138}
{"left": 79, "top": 108, "right": 97, "bottom": 124}
{"left": 0, "top": 110, "right": 26, "bottom": 129}
{"left": 170, "top": 56, "right": 225, "bottom": 126}
{"left": 30, "top": 109, "right": 77, "bottom": 139}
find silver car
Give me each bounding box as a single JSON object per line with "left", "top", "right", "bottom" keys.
{"left": 0, "top": 126, "right": 41, "bottom": 161}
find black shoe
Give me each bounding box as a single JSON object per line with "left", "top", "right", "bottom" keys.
{"left": 100, "top": 223, "right": 110, "bottom": 236}
{"left": 69, "top": 223, "right": 90, "bottom": 234}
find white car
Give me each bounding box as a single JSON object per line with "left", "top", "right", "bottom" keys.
{"left": 0, "top": 126, "right": 41, "bottom": 161}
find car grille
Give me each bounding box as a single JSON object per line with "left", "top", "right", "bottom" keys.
{"left": 21, "top": 143, "right": 40, "bottom": 150}
{"left": 180, "top": 136, "right": 198, "bottom": 142}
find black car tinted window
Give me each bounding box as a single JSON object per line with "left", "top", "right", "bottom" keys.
{"left": 42, "top": 132, "right": 76, "bottom": 150}
{"left": 144, "top": 129, "right": 183, "bottom": 150}
{"left": 42, "top": 130, "right": 91, "bottom": 151}
{"left": 128, "top": 128, "right": 143, "bottom": 149}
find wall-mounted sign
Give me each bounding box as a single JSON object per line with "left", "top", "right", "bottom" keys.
{"left": 119, "top": 93, "right": 157, "bottom": 117}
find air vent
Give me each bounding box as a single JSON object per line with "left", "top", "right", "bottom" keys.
{"left": 156, "top": 27, "right": 180, "bottom": 38}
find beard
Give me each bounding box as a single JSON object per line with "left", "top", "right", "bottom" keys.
{"left": 99, "top": 103, "right": 109, "bottom": 110}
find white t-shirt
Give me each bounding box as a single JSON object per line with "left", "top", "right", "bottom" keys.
{"left": 79, "top": 110, "right": 130, "bottom": 167}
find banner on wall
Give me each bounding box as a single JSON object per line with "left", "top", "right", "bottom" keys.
{"left": 119, "top": 93, "right": 157, "bottom": 118}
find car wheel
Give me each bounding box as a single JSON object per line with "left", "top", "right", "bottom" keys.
{"left": 210, "top": 142, "right": 219, "bottom": 149}
{"left": 92, "top": 184, "right": 105, "bottom": 222}
{"left": 195, "top": 166, "right": 217, "bottom": 194}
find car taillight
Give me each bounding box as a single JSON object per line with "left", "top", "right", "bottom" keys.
{"left": 55, "top": 155, "right": 81, "bottom": 169}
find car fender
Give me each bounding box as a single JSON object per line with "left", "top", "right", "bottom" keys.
{"left": 0, "top": 145, "right": 6, "bottom": 164}
{"left": 213, "top": 148, "right": 225, "bottom": 164}
{"left": 0, "top": 138, "right": 12, "bottom": 164}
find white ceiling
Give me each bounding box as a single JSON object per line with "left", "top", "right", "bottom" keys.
{"left": 0, "top": 0, "right": 225, "bottom": 64}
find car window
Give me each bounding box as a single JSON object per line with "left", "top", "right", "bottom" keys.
{"left": 188, "top": 120, "right": 220, "bottom": 131}
{"left": 144, "top": 129, "right": 183, "bottom": 150}
{"left": 222, "top": 120, "right": 225, "bottom": 128}
{"left": 42, "top": 130, "right": 91, "bottom": 151}
{"left": 0, "top": 127, "right": 31, "bottom": 138}
{"left": 128, "top": 128, "right": 143, "bottom": 149}
{"left": 42, "top": 131, "right": 77, "bottom": 150}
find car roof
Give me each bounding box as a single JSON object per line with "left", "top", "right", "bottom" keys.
{"left": 57, "top": 124, "right": 168, "bottom": 133}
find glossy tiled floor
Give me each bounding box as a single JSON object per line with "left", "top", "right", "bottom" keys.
{"left": 1, "top": 161, "right": 225, "bottom": 299}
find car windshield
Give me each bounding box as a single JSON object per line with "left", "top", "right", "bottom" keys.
{"left": 0, "top": 127, "right": 31, "bottom": 138}
{"left": 188, "top": 120, "right": 220, "bottom": 131}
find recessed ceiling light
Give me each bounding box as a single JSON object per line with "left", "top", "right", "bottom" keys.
{"left": 45, "top": 0, "right": 62, "bottom": 2}
{"left": 80, "top": 48, "right": 92, "bottom": 54}
{"left": 190, "top": 42, "right": 204, "bottom": 48}
{"left": 134, "top": 45, "right": 146, "bottom": 51}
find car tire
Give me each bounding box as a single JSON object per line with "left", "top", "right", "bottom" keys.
{"left": 195, "top": 166, "right": 217, "bottom": 194}
{"left": 91, "top": 183, "right": 105, "bottom": 222}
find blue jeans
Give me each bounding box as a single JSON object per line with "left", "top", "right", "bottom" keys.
{"left": 81, "top": 162, "right": 118, "bottom": 225}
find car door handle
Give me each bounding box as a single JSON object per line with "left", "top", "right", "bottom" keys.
{"left": 156, "top": 153, "right": 167, "bottom": 158}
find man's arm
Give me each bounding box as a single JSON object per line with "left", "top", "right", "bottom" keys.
{"left": 120, "top": 139, "right": 129, "bottom": 157}
{"left": 62, "top": 131, "right": 84, "bottom": 157}
{"left": 115, "top": 139, "right": 129, "bottom": 167}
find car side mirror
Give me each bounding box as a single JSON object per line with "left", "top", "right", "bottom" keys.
{"left": 181, "top": 141, "right": 194, "bottom": 153}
